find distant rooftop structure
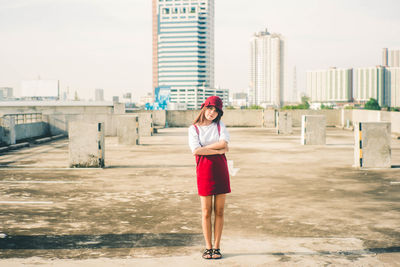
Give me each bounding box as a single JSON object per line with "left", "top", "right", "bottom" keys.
{"left": 21, "top": 79, "right": 60, "bottom": 99}
{"left": 95, "top": 88, "right": 104, "bottom": 102}
{"left": 0, "top": 87, "right": 13, "bottom": 100}
{"left": 0, "top": 101, "right": 114, "bottom": 107}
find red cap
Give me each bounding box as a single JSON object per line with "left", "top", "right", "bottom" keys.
{"left": 201, "top": 96, "right": 223, "bottom": 115}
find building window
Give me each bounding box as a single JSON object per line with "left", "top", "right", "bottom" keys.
{"left": 172, "top": 8, "right": 178, "bottom": 14}
{"left": 163, "top": 8, "right": 170, "bottom": 14}
{"left": 190, "top": 7, "right": 196, "bottom": 13}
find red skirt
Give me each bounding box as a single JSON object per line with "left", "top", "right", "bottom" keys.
{"left": 195, "top": 154, "right": 231, "bottom": 196}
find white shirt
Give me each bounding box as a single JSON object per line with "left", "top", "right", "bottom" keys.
{"left": 188, "top": 121, "right": 230, "bottom": 153}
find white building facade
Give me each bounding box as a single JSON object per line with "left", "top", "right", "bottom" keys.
{"left": 168, "top": 87, "right": 228, "bottom": 110}
{"left": 249, "top": 29, "right": 284, "bottom": 107}
{"left": 354, "top": 66, "right": 388, "bottom": 107}
{"left": 306, "top": 68, "right": 353, "bottom": 103}
{"left": 152, "top": 0, "right": 214, "bottom": 109}
{"left": 382, "top": 48, "right": 400, "bottom": 67}
{"left": 387, "top": 67, "right": 400, "bottom": 107}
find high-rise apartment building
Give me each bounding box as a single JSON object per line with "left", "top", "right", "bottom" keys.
{"left": 387, "top": 67, "right": 400, "bottom": 107}
{"left": 354, "top": 66, "right": 400, "bottom": 108}
{"left": 354, "top": 66, "right": 388, "bottom": 107}
{"left": 306, "top": 67, "right": 353, "bottom": 103}
{"left": 249, "top": 29, "right": 284, "bottom": 107}
{"left": 382, "top": 48, "right": 400, "bottom": 67}
{"left": 152, "top": 0, "right": 215, "bottom": 109}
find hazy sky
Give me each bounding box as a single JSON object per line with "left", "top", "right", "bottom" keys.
{"left": 1, "top": 0, "right": 400, "bottom": 101}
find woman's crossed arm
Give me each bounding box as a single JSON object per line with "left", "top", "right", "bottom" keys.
{"left": 193, "top": 140, "right": 228, "bottom": 156}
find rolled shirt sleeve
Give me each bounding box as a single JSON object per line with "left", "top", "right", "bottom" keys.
{"left": 188, "top": 125, "right": 201, "bottom": 153}
{"left": 219, "top": 121, "right": 230, "bottom": 143}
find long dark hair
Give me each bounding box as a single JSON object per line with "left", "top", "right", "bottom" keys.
{"left": 193, "top": 106, "right": 222, "bottom": 125}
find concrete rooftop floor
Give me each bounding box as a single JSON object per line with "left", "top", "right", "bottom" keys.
{"left": 0, "top": 127, "right": 399, "bottom": 266}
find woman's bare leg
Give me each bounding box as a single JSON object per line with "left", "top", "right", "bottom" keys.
{"left": 200, "top": 196, "right": 213, "bottom": 252}
{"left": 213, "top": 193, "right": 226, "bottom": 253}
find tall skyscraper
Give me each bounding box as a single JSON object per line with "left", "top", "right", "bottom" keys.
{"left": 306, "top": 67, "right": 353, "bottom": 103}
{"left": 152, "top": 0, "right": 215, "bottom": 109}
{"left": 249, "top": 29, "right": 284, "bottom": 107}
{"left": 382, "top": 48, "right": 400, "bottom": 67}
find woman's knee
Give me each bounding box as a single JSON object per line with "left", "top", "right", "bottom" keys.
{"left": 214, "top": 207, "right": 224, "bottom": 217}
{"left": 202, "top": 208, "right": 212, "bottom": 219}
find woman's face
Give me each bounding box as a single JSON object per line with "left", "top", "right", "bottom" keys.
{"left": 205, "top": 106, "right": 218, "bottom": 121}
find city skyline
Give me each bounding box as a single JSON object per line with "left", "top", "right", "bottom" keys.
{"left": 0, "top": 0, "right": 400, "bottom": 102}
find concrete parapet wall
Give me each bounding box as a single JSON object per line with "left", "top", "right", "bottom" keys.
{"left": 301, "top": 115, "right": 326, "bottom": 145}
{"left": 47, "top": 114, "right": 118, "bottom": 137}
{"left": 129, "top": 110, "right": 166, "bottom": 127}
{"left": 69, "top": 121, "right": 105, "bottom": 168}
{"left": 47, "top": 114, "right": 80, "bottom": 136}
{"left": 223, "top": 110, "right": 264, "bottom": 127}
{"left": 354, "top": 122, "right": 391, "bottom": 168}
{"left": 285, "top": 110, "right": 340, "bottom": 127}
{"left": 117, "top": 115, "right": 139, "bottom": 145}
{"left": 352, "top": 110, "right": 381, "bottom": 124}
{"left": 15, "top": 122, "right": 49, "bottom": 141}
{"left": 153, "top": 110, "right": 166, "bottom": 127}
{"left": 0, "top": 105, "right": 113, "bottom": 116}
{"left": 166, "top": 110, "right": 197, "bottom": 127}
{"left": 341, "top": 109, "right": 353, "bottom": 127}
{"left": 166, "top": 109, "right": 267, "bottom": 127}
{"left": 3, "top": 105, "right": 400, "bottom": 137}
{"left": 380, "top": 111, "right": 391, "bottom": 122}
{"left": 391, "top": 112, "right": 400, "bottom": 134}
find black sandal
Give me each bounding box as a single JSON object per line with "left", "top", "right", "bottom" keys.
{"left": 212, "top": 248, "right": 222, "bottom": 259}
{"left": 202, "top": 249, "right": 213, "bottom": 259}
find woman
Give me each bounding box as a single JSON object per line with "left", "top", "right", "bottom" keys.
{"left": 188, "top": 96, "right": 231, "bottom": 260}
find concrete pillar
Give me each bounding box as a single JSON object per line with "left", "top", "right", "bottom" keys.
{"left": 354, "top": 122, "right": 391, "bottom": 168}
{"left": 277, "top": 112, "right": 293, "bottom": 134}
{"left": 117, "top": 115, "right": 139, "bottom": 145}
{"left": 69, "top": 121, "right": 105, "bottom": 168}
{"left": 262, "top": 109, "right": 276, "bottom": 128}
{"left": 301, "top": 115, "right": 326, "bottom": 145}
{"left": 138, "top": 113, "right": 154, "bottom": 137}
{"left": 341, "top": 109, "right": 345, "bottom": 128}
{"left": 113, "top": 103, "right": 126, "bottom": 114}
{"left": 2, "top": 117, "right": 16, "bottom": 145}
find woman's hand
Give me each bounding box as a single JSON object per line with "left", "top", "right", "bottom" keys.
{"left": 218, "top": 146, "right": 229, "bottom": 154}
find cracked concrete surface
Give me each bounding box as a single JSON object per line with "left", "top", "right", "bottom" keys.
{"left": 0, "top": 127, "right": 399, "bottom": 266}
